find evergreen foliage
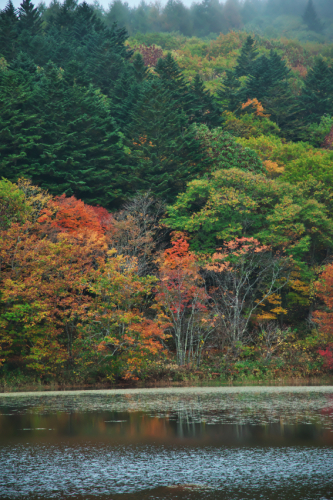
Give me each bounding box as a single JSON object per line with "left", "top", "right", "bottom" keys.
{"left": 302, "top": 0, "right": 323, "bottom": 33}
{"left": 127, "top": 79, "right": 211, "bottom": 202}
{"left": 300, "top": 58, "right": 333, "bottom": 123}
{"left": 0, "top": 63, "right": 128, "bottom": 207}
{"left": 234, "top": 35, "right": 258, "bottom": 78}
{"left": 0, "top": 1, "right": 18, "bottom": 61}
{"left": 188, "top": 73, "right": 223, "bottom": 128}
{"left": 18, "top": 0, "right": 43, "bottom": 36}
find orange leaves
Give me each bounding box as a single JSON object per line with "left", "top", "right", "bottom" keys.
{"left": 205, "top": 237, "right": 269, "bottom": 272}
{"left": 322, "top": 124, "right": 333, "bottom": 150}
{"left": 264, "top": 160, "right": 285, "bottom": 178}
{"left": 84, "top": 253, "right": 168, "bottom": 379}
{"left": 241, "top": 98, "right": 270, "bottom": 117}
{"left": 291, "top": 64, "right": 307, "bottom": 78}
{"left": 313, "top": 264, "right": 333, "bottom": 337}
{"left": 38, "top": 194, "right": 113, "bottom": 237}
{"left": 155, "top": 237, "right": 214, "bottom": 365}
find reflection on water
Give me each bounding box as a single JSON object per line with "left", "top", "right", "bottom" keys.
{"left": 0, "top": 386, "right": 333, "bottom": 499}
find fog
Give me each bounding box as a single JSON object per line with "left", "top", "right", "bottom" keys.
{"left": 1, "top": 0, "right": 333, "bottom": 42}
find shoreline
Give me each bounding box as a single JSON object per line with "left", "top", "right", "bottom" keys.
{"left": 1, "top": 376, "right": 333, "bottom": 394}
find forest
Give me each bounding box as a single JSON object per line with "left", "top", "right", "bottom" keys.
{"left": 1, "top": 0, "right": 333, "bottom": 387}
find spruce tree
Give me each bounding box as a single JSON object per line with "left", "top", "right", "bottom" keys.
{"left": 0, "top": 68, "right": 41, "bottom": 182}
{"left": 217, "top": 69, "right": 242, "bottom": 112}
{"left": 155, "top": 52, "right": 189, "bottom": 106}
{"left": 111, "top": 69, "right": 142, "bottom": 130}
{"left": 303, "top": 0, "right": 323, "bottom": 33}
{"left": 155, "top": 53, "right": 221, "bottom": 128}
{"left": 132, "top": 52, "right": 149, "bottom": 82}
{"left": 10, "top": 51, "right": 37, "bottom": 74}
{"left": 234, "top": 35, "right": 258, "bottom": 78}
{"left": 127, "top": 79, "right": 211, "bottom": 202}
{"left": 243, "top": 50, "right": 290, "bottom": 102}
{"left": 188, "top": 73, "right": 222, "bottom": 128}
{"left": 0, "top": 63, "right": 128, "bottom": 207}
{"left": 300, "top": 58, "right": 333, "bottom": 123}
{"left": 18, "top": 0, "right": 43, "bottom": 36}
{"left": 0, "top": 1, "right": 18, "bottom": 61}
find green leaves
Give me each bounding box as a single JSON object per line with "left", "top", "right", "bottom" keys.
{"left": 165, "top": 168, "right": 333, "bottom": 263}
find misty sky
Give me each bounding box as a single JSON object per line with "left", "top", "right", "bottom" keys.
{"left": 0, "top": 0, "right": 196, "bottom": 9}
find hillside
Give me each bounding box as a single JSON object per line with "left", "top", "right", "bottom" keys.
{"left": 1, "top": 0, "right": 333, "bottom": 387}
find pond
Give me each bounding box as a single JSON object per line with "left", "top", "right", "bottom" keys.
{"left": 0, "top": 386, "right": 333, "bottom": 500}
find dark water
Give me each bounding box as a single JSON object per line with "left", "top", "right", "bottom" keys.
{"left": 0, "top": 386, "right": 333, "bottom": 500}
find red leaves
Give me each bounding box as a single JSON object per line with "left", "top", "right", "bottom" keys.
{"left": 322, "top": 124, "right": 333, "bottom": 150}
{"left": 318, "top": 345, "right": 333, "bottom": 370}
{"left": 313, "top": 264, "right": 333, "bottom": 371}
{"left": 132, "top": 44, "right": 164, "bottom": 67}
{"left": 313, "top": 264, "right": 333, "bottom": 335}
{"left": 39, "top": 195, "right": 113, "bottom": 236}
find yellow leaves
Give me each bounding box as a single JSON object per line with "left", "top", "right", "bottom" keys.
{"left": 0, "top": 57, "right": 8, "bottom": 72}
{"left": 241, "top": 98, "right": 270, "bottom": 118}
{"left": 256, "top": 292, "right": 287, "bottom": 320}
{"left": 17, "top": 177, "right": 53, "bottom": 224}
{"left": 264, "top": 160, "right": 285, "bottom": 178}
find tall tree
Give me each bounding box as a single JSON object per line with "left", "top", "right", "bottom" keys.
{"left": 217, "top": 68, "right": 242, "bottom": 112}
{"left": 234, "top": 35, "right": 258, "bottom": 78}
{"left": 300, "top": 58, "right": 333, "bottom": 124}
{"left": 0, "top": 63, "right": 128, "bottom": 207}
{"left": 187, "top": 73, "right": 222, "bottom": 128}
{"left": 127, "top": 78, "right": 211, "bottom": 202}
{"left": 0, "top": 1, "right": 18, "bottom": 61}
{"left": 303, "top": 0, "right": 323, "bottom": 32}
{"left": 17, "top": 0, "right": 43, "bottom": 36}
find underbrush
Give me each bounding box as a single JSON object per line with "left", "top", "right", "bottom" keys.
{"left": 1, "top": 332, "right": 332, "bottom": 391}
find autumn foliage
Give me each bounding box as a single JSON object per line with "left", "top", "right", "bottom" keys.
{"left": 313, "top": 265, "right": 333, "bottom": 369}
{"left": 155, "top": 236, "right": 214, "bottom": 366}
{"left": 0, "top": 180, "right": 166, "bottom": 380}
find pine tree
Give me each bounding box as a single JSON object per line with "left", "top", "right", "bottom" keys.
{"left": 132, "top": 52, "right": 149, "bottom": 82}
{"left": 10, "top": 51, "right": 37, "bottom": 74}
{"left": 303, "top": 0, "right": 323, "bottom": 33}
{"left": 242, "top": 50, "right": 290, "bottom": 102}
{"left": 187, "top": 73, "right": 222, "bottom": 128}
{"left": 111, "top": 69, "right": 142, "bottom": 130}
{"left": 155, "top": 52, "right": 189, "bottom": 104}
{"left": 127, "top": 79, "right": 211, "bottom": 202}
{"left": 0, "top": 1, "right": 18, "bottom": 61}
{"left": 0, "top": 63, "right": 128, "bottom": 207}
{"left": 18, "top": 0, "right": 43, "bottom": 36}
{"left": 217, "top": 69, "right": 242, "bottom": 112}
{"left": 300, "top": 58, "right": 333, "bottom": 123}
{"left": 234, "top": 35, "right": 258, "bottom": 78}
{"left": 0, "top": 68, "right": 41, "bottom": 182}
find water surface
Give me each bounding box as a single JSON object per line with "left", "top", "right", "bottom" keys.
{"left": 1, "top": 386, "right": 333, "bottom": 499}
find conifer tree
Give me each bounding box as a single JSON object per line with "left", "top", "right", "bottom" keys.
{"left": 155, "top": 53, "right": 189, "bottom": 103}
{"left": 303, "top": 0, "right": 323, "bottom": 33}
{"left": 300, "top": 58, "right": 333, "bottom": 123}
{"left": 0, "top": 63, "right": 128, "bottom": 207}
{"left": 234, "top": 35, "right": 258, "bottom": 78}
{"left": 217, "top": 69, "right": 242, "bottom": 112}
{"left": 0, "top": 1, "right": 18, "bottom": 61}
{"left": 18, "top": 0, "right": 43, "bottom": 36}
{"left": 132, "top": 52, "right": 149, "bottom": 82}
{"left": 156, "top": 53, "right": 221, "bottom": 128}
{"left": 188, "top": 73, "right": 222, "bottom": 128}
{"left": 127, "top": 79, "right": 211, "bottom": 202}
{"left": 111, "top": 70, "right": 142, "bottom": 130}
{"left": 0, "top": 68, "right": 40, "bottom": 182}
{"left": 243, "top": 50, "right": 290, "bottom": 102}
{"left": 10, "top": 51, "right": 37, "bottom": 74}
